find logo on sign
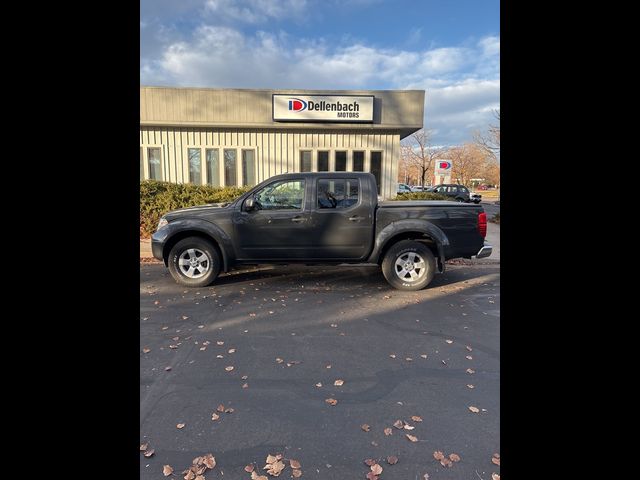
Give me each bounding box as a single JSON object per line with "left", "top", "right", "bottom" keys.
{"left": 438, "top": 161, "right": 451, "bottom": 170}
{"left": 288, "top": 98, "right": 308, "bottom": 112}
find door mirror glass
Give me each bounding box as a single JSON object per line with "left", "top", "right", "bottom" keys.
{"left": 244, "top": 197, "right": 255, "bottom": 211}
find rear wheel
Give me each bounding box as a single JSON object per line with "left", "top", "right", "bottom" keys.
{"left": 381, "top": 240, "right": 436, "bottom": 291}
{"left": 167, "top": 237, "right": 221, "bottom": 287}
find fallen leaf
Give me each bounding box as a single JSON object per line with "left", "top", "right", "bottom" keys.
{"left": 143, "top": 448, "right": 155, "bottom": 457}
{"left": 165, "top": 366, "right": 172, "bottom": 371}
{"left": 182, "top": 315, "right": 189, "bottom": 320}
{"left": 241, "top": 375, "right": 248, "bottom": 380}
{"left": 393, "top": 420, "right": 404, "bottom": 429}
{"left": 361, "top": 424, "right": 370, "bottom": 432}
{"left": 387, "top": 456, "right": 398, "bottom": 465}
{"left": 492, "top": 457, "right": 501, "bottom": 466}
{"left": 406, "top": 434, "right": 418, "bottom": 442}
{"left": 142, "top": 348, "right": 151, "bottom": 353}
{"left": 216, "top": 354, "right": 224, "bottom": 358}
{"left": 423, "top": 474, "right": 430, "bottom": 480}
{"left": 216, "top": 404, "right": 225, "bottom": 412}
{"left": 203, "top": 454, "right": 216, "bottom": 469}
{"left": 292, "top": 469, "right": 302, "bottom": 478}
{"left": 449, "top": 453, "right": 460, "bottom": 462}
{"left": 264, "top": 460, "right": 285, "bottom": 476}
{"left": 420, "top": 354, "right": 427, "bottom": 359}
{"left": 243, "top": 383, "right": 249, "bottom": 388}
{"left": 172, "top": 336, "right": 180, "bottom": 341}
{"left": 225, "top": 408, "right": 234, "bottom": 413}
{"left": 162, "top": 326, "right": 169, "bottom": 330}
{"left": 325, "top": 398, "right": 337, "bottom": 405}
{"left": 276, "top": 358, "right": 284, "bottom": 363}
{"left": 211, "top": 413, "right": 220, "bottom": 421}
{"left": 169, "top": 344, "right": 178, "bottom": 349}
{"left": 445, "top": 339, "right": 453, "bottom": 344}
{"left": 245, "top": 464, "right": 255, "bottom": 472}
{"left": 403, "top": 424, "right": 415, "bottom": 430}
{"left": 176, "top": 423, "right": 185, "bottom": 429}
{"left": 225, "top": 366, "right": 234, "bottom": 371}
{"left": 334, "top": 379, "right": 344, "bottom": 386}
{"left": 199, "top": 347, "right": 206, "bottom": 351}
{"left": 228, "top": 348, "right": 236, "bottom": 353}
{"left": 195, "top": 476, "right": 205, "bottom": 480}
{"left": 466, "top": 346, "right": 473, "bottom": 351}
{"left": 467, "top": 384, "right": 475, "bottom": 389}
{"left": 364, "top": 459, "right": 377, "bottom": 466}
{"left": 384, "top": 428, "right": 393, "bottom": 436}
{"left": 440, "top": 458, "right": 453, "bottom": 468}
{"left": 365, "top": 473, "right": 378, "bottom": 480}
{"left": 433, "top": 451, "right": 445, "bottom": 460}
{"left": 163, "top": 465, "right": 174, "bottom": 476}
{"left": 140, "top": 442, "right": 148, "bottom": 451}
{"left": 265, "top": 455, "right": 277, "bottom": 464}
{"left": 389, "top": 354, "right": 396, "bottom": 358}
{"left": 370, "top": 464, "right": 383, "bottom": 475}
{"left": 405, "top": 357, "right": 413, "bottom": 361}
{"left": 492, "top": 474, "right": 500, "bottom": 480}
{"left": 330, "top": 323, "right": 338, "bottom": 327}
{"left": 466, "top": 368, "right": 475, "bottom": 374}
{"left": 216, "top": 341, "right": 224, "bottom": 345}
{"left": 315, "top": 382, "right": 322, "bottom": 387}
{"left": 468, "top": 406, "right": 480, "bottom": 413}
{"left": 289, "top": 460, "right": 301, "bottom": 469}
{"left": 184, "top": 471, "right": 196, "bottom": 480}
{"left": 411, "top": 415, "right": 423, "bottom": 422}
{"left": 493, "top": 453, "right": 500, "bottom": 459}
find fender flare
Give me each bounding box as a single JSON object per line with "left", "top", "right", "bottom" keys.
{"left": 368, "top": 219, "right": 450, "bottom": 267}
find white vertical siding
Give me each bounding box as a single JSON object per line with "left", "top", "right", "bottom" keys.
{"left": 140, "top": 127, "right": 401, "bottom": 197}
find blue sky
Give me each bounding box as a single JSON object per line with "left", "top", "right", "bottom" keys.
{"left": 141, "top": 0, "right": 500, "bottom": 146}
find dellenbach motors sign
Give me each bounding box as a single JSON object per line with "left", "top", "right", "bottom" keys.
{"left": 435, "top": 160, "right": 452, "bottom": 175}
{"left": 273, "top": 94, "right": 374, "bottom": 122}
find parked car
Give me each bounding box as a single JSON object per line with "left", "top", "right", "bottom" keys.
{"left": 397, "top": 183, "right": 412, "bottom": 194}
{"left": 427, "top": 184, "right": 480, "bottom": 203}
{"left": 410, "top": 185, "right": 431, "bottom": 192}
{"left": 152, "top": 172, "right": 491, "bottom": 291}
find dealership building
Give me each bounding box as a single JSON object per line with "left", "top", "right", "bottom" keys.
{"left": 140, "top": 87, "right": 425, "bottom": 199}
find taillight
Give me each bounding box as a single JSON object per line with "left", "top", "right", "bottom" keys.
{"left": 478, "top": 212, "right": 487, "bottom": 238}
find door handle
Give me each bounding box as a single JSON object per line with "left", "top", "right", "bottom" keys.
{"left": 348, "top": 215, "right": 365, "bottom": 221}
{"left": 291, "top": 216, "right": 306, "bottom": 223}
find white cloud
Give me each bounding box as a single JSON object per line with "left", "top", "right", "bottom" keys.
{"left": 204, "top": 0, "right": 308, "bottom": 23}
{"left": 141, "top": 27, "right": 500, "bottom": 145}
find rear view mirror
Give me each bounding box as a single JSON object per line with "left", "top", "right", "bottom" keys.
{"left": 244, "top": 197, "right": 256, "bottom": 211}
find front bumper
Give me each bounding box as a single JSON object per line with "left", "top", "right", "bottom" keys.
{"left": 151, "top": 229, "right": 169, "bottom": 261}
{"left": 474, "top": 244, "right": 493, "bottom": 259}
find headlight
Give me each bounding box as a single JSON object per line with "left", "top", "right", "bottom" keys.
{"left": 156, "top": 217, "right": 168, "bottom": 231}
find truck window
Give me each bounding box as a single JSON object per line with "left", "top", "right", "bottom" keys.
{"left": 317, "top": 179, "right": 359, "bottom": 209}
{"left": 253, "top": 180, "right": 305, "bottom": 210}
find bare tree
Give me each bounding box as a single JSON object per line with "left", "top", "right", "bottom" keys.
{"left": 446, "top": 143, "right": 489, "bottom": 187}
{"left": 473, "top": 109, "right": 500, "bottom": 161}
{"left": 401, "top": 129, "right": 443, "bottom": 187}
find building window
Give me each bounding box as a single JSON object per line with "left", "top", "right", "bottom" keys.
{"left": 206, "top": 149, "right": 220, "bottom": 187}
{"left": 317, "top": 151, "right": 329, "bottom": 171}
{"left": 335, "top": 151, "right": 347, "bottom": 171}
{"left": 317, "top": 179, "right": 359, "bottom": 209}
{"left": 353, "top": 151, "right": 365, "bottom": 171}
{"left": 242, "top": 149, "right": 256, "bottom": 186}
{"left": 140, "top": 147, "right": 144, "bottom": 180}
{"left": 370, "top": 151, "right": 382, "bottom": 193}
{"left": 188, "top": 148, "right": 202, "bottom": 185}
{"left": 300, "top": 151, "right": 312, "bottom": 172}
{"left": 224, "top": 149, "right": 237, "bottom": 186}
{"left": 252, "top": 180, "right": 305, "bottom": 210}
{"left": 148, "top": 147, "right": 162, "bottom": 181}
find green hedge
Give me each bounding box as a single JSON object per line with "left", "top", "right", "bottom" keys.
{"left": 392, "top": 192, "right": 449, "bottom": 201}
{"left": 140, "top": 181, "right": 252, "bottom": 238}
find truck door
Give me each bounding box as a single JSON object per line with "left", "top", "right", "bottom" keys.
{"left": 308, "top": 177, "right": 374, "bottom": 260}
{"left": 234, "top": 178, "right": 313, "bottom": 259}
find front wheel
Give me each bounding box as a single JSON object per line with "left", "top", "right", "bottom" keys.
{"left": 381, "top": 240, "right": 436, "bottom": 291}
{"left": 167, "top": 237, "right": 221, "bottom": 287}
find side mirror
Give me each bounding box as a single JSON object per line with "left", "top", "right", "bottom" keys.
{"left": 244, "top": 197, "right": 256, "bottom": 212}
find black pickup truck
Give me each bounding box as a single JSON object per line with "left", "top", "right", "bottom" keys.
{"left": 151, "top": 172, "right": 492, "bottom": 291}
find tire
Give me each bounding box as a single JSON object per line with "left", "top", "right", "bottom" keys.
{"left": 456, "top": 197, "right": 465, "bottom": 202}
{"left": 381, "top": 240, "right": 436, "bottom": 291}
{"left": 167, "top": 237, "right": 221, "bottom": 287}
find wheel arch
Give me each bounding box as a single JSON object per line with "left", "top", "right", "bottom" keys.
{"left": 162, "top": 229, "right": 229, "bottom": 272}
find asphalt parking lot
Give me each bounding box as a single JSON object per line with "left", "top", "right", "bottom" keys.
{"left": 140, "top": 262, "right": 500, "bottom": 479}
